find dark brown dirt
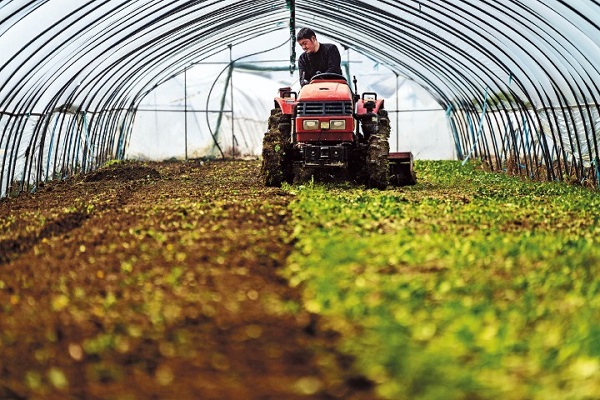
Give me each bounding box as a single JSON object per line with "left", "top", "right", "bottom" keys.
{"left": 0, "top": 160, "right": 375, "bottom": 400}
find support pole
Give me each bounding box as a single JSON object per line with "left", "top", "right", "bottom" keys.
{"left": 82, "top": 111, "right": 92, "bottom": 172}
{"left": 395, "top": 71, "right": 399, "bottom": 152}
{"left": 229, "top": 44, "right": 235, "bottom": 158}
{"left": 462, "top": 88, "right": 489, "bottom": 165}
{"left": 184, "top": 67, "right": 188, "bottom": 161}
{"left": 287, "top": 0, "right": 296, "bottom": 75}
{"left": 446, "top": 105, "right": 463, "bottom": 159}
{"left": 45, "top": 113, "right": 60, "bottom": 181}
{"left": 343, "top": 47, "right": 351, "bottom": 84}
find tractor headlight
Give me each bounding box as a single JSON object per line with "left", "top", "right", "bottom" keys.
{"left": 330, "top": 120, "right": 346, "bottom": 130}
{"left": 302, "top": 120, "right": 319, "bottom": 130}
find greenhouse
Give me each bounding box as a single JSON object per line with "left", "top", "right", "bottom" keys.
{"left": 1, "top": 0, "right": 599, "bottom": 196}
{"left": 2, "top": 1, "right": 600, "bottom": 399}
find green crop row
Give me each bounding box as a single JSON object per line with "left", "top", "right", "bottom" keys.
{"left": 283, "top": 161, "right": 600, "bottom": 400}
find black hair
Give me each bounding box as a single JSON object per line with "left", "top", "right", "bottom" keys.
{"left": 296, "top": 27, "right": 316, "bottom": 41}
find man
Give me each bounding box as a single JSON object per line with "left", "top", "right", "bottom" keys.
{"left": 296, "top": 27, "right": 343, "bottom": 86}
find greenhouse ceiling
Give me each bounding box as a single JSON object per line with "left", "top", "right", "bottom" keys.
{"left": 1, "top": 0, "right": 600, "bottom": 196}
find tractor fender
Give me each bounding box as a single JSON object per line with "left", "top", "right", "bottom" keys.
{"left": 275, "top": 87, "right": 298, "bottom": 115}
{"left": 274, "top": 98, "right": 297, "bottom": 115}
{"left": 356, "top": 98, "right": 385, "bottom": 115}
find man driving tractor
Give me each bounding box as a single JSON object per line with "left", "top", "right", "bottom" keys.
{"left": 259, "top": 27, "right": 416, "bottom": 189}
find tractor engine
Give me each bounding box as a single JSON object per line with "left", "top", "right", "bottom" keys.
{"left": 294, "top": 78, "right": 354, "bottom": 167}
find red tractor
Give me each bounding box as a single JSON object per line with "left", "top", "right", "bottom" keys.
{"left": 261, "top": 73, "right": 416, "bottom": 188}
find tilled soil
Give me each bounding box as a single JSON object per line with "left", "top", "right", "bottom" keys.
{"left": 0, "top": 160, "right": 374, "bottom": 400}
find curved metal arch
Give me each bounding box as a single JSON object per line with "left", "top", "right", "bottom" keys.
{"left": 497, "top": 0, "right": 600, "bottom": 179}
{"left": 433, "top": 0, "right": 591, "bottom": 178}
{"left": 59, "top": 1, "right": 285, "bottom": 111}
{"left": 0, "top": 1, "right": 49, "bottom": 37}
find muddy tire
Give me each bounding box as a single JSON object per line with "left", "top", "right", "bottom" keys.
{"left": 261, "top": 108, "right": 292, "bottom": 186}
{"left": 366, "top": 109, "right": 391, "bottom": 189}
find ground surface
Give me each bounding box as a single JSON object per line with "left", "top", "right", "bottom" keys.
{"left": 0, "top": 160, "right": 374, "bottom": 400}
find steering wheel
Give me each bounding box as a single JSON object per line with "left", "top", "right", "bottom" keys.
{"left": 310, "top": 73, "right": 347, "bottom": 82}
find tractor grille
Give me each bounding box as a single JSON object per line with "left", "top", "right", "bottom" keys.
{"left": 297, "top": 101, "right": 353, "bottom": 116}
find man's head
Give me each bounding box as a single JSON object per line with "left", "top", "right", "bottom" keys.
{"left": 297, "top": 27, "right": 319, "bottom": 54}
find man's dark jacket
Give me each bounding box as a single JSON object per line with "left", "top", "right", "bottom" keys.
{"left": 298, "top": 43, "right": 342, "bottom": 82}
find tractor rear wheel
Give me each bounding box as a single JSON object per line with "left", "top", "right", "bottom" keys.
{"left": 261, "top": 108, "right": 292, "bottom": 187}
{"left": 366, "top": 109, "right": 391, "bottom": 189}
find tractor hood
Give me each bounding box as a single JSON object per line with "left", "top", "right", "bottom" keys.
{"left": 297, "top": 81, "right": 353, "bottom": 102}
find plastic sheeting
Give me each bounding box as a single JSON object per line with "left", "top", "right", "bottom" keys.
{"left": 126, "top": 46, "right": 452, "bottom": 162}
{"left": 128, "top": 67, "right": 275, "bottom": 160}
{"left": 1, "top": 0, "right": 600, "bottom": 197}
